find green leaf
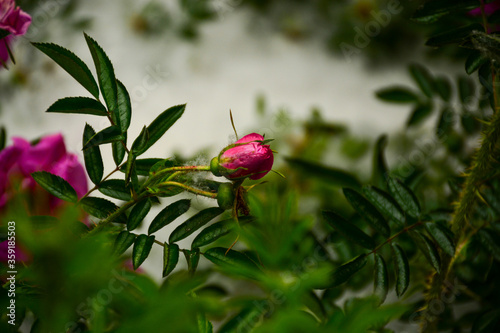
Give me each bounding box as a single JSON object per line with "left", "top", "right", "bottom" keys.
{"left": 191, "top": 215, "right": 254, "bottom": 249}
{"left": 372, "top": 135, "right": 389, "bottom": 190}
{"left": 135, "top": 104, "right": 186, "bottom": 156}
{"left": 114, "top": 231, "right": 136, "bottom": 256}
{"left": 412, "top": 0, "right": 478, "bottom": 23}
{"left": 363, "top": 186, "right": 405, "bottom": 226}
{"left": 425, "top": 222, "right": 455, "bottom": 256}
{"left": 83, "top": 125, "right": 125, "bottom": 150}
{"left": 131, "top": 126, "right": 149, "bottom": 154}
{"left": 112, "top": 139, "right": 126, "bottom": 166}
{"left": 375, "top": 87, "right": 418, "bottom": 103}
{"left": 409, "top": 64, "right": 434, "bottom": 98}
{"left": 46, "top": 97, "right": 108, "bottom": 116}
{"left": 436, "top": 106, "right": 454, "bottom": 136}
{"left": 79, "top": 197, "right": 125, "bottom": 223}
{"left": 169, "top": 207, "right": 224, "bottom": 243}
{"left": 387, "top": 177, "right": 421, "bottom": 219}
{"left": 98, "top": 179, "right": 131, "bottom": 201}
{"left": 183, "top": 248, "right": 200, "bottom": 274}
{"left": 197, "top": 313, "right": 213, "bottom": 333}
{"left": 130, "top": 158, "right": 165, "bottom": 176}
{"left": 343, "top": 188, "right": 390, "bottom": 237}
{"left": 412, "top": 231, "right": 441, "bottom": 273}
{"left": 477, "top": 229, "right": 500, "bottom": 261}
{"left": 458, "top": 75, "right": 476, "bottom": 105}
{"left": 132, "top": 234, "right": 155, "bottom": 269}
{"left": 466, "top": 50, "right": 489, "bottom": 75}
{"left": 425, "top": 24, "right": 483, "bottom": 47}
{"left": 115, "top": 80, "right": 131, "bottom": 132}
{"left": 31, "top": 171, "right": 78, "bottom": 203}
{"left": 148, "top": 199, "right": 191, "bottom": 235}
{"left": 471, "top": 309, "right": 500, "bottom": 333}
{"left": 127, "top": 199, "right": 151, "bottom": 231}
{"left": 0, "top": 126, "right": 5, "bottom": 152}
{"left": 203, "top": 247, "right": 260, "bottom": 279}
{"left": 32, "top": 42, "right": 99, "bottom": 98}
{"left": 392, "top": 243, "right": 410, "bottom": 297}
{"left": 329, "top": 255, "right": 367, "bottom": 287}
{"left": 285, "top": 157, "right": 361, "bottom": 190}
{"left": 374, "top": 254, "right": 389, "bottom": 305}
{"left": 163, "top": 243, "right": 179, "bottom": 277}
{"left": 407, "top": 103, "right": 433, "bottom": 128}
{"left": 434, "top": 76, "right": 452, "bottom": 101}
{"left": 84, "top": 33, "right": 118, "bottom": 111}
{"left": 219, "top": 302, "right": 268, "bottom": 333}
{"left": 322, "top": 210, "right": 375, "bottom": 250}
{"left": 82, "top": 124, "right": 104, "bottom": 185}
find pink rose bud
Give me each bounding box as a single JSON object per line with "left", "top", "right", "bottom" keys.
{"left": 0, "top": 0, "right": 31, "bottom": 65}
{"left": 211, "top": 133, "right": 274, "bottom": 180}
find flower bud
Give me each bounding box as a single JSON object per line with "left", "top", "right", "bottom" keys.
{"left": 212, "top": 133, "right": 274, "bottom": 180}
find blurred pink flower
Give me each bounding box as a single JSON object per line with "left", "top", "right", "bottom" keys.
{"left": 0, "top": 0, "right": 31, "bottom": 64}
{"left": 0, "top": 133, "right": 88, "bottom": 212}
{"left": 468, "top": 1, "right": 500, "bottom": 16}
{"left": 219, "top": 133, "right": 274, "bottom": 180}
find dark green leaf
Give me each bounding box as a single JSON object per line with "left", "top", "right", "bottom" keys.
{"left": 374, "top": 254, "right": 389, "bottom": 305}
{"left": 466, "top": 50, "right": 489, "bottom": 75}
{"left": 477, "top": 229, "right": 500, "bottom": 261}
{"left": 83, "top": 125, "right": 125, "bottom": 150}
{"left": 203, "top": 247, "right": 260, "bottom": 279}
{"left": 363, "top": 186, "right": 405, "bottom": 226}
{"left": 84, "top": 33, "right": 118, "bottom": 111}
{"left": 436, "top": 106, "right": 454, "bottom": 136}
{"left": 163, "top": 243, "right": 179, "bottom": 277}
{"left": 169, "top": 207, "right": 224, "bottom": 243}
{"left": 127, "top": 199, "right": 151, "bottom": 231}
{"left": 329, "top": 255, "right": 367, "bottom": 287}
{"left": 127, "top": 158, "right": 164, "bottom": 176}
{"left": 409, "top": 64, "right": 434, "bottom": 98}
{"left": 219, "top": 302, "right": 268, "bottom": 333}
{"left": 412, "top": 231, "right": 441, "bottom": 273}
{"left": 112, "top": 139, "right": 126, "bottom": 166}
{"left": 407, "top": 103, "right": 433, "bottom": 128}
{"left": 372, "top": 135, "right": 389, "bottom": 190}
{"left": 148, "top": 199, "right": 191, "bottom": 235}
{"left": 183, "top": 248, "right": 200, "bottom": 274}
{"left": 32, "top": 42, "right": 99, "bottom": 98}
{"left": 392, "top": 243, "right": 410, "bottom": 297}
{"left": 131, "top": 126, "right": 149, "bottom": 154}
{"left": 458, "top": 75, "right": 476, "bottom": 105}
{"left": 471, "top": 309, "right": 500, "bottom": 333}
{"left": 132, "top": 234, "right": 155, "bottom": 269}
{"left": 192, "top": 215, "right": 254, "bottom": 248}
{"left": 425, "top": 24, "right": 483, "bottom": 47}
{"left": 135, "top": 104, "right": 186, "bottom": 156}
{"left": 412, "top": 0, "right": 477, "bottom": 23}
{"left": 114, "top": 231, "right": 136, "bottom": 256}
{"left": 434, "top": 76, "right": 452, "bottom": 101}
{"left": 470, "top": 30, "right": 500, "bottom": 63}
{"left": 375, "top": 87, "right": 418, "bottom": 103}
{"left": 46, "top": 97, "right": 108, "bottom": 116}
{"left": 387, "top": 177, "right": 421, "bottom": 219}
{"left": 115, "top": 80, "right": 131, "bottom": 132}
{"left": 322, "top": 211, "right": 375, "bottom": 250}
{"left": 98, "top": 179, "right": 131, "bottom": 201}
{"left": 461, "top": 111, "right": 480, "bottom": 134}
{"left": 343, "top": 188, "right": 390, "bottom": 237}
{"left": 79, "top": 197, "right": 125, "bottom": 223}
{"left": 285, "top": 157, "right": 361, "bottom": 190}
{"left": 83, "top": 124, "right": 104, "bottom": 185}
{"left": 0, "top": 126, "right": 5, "bottom": 151}
{"left": 425, "top": 222, "right": 455, "bottom": 256}
{"left": 31, "top": 171, "right": 78, "bottom": 203}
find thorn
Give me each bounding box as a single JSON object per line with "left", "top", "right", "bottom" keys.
{"left": 475, "top": 190, "right": 489, "bottom": 206}
{"left": 271, "top": 170, "right": 286, "bottom": 178}
{"left": 230, "top": 110, "right": 239, "bottom": 140}
{"left": 476, "top": 117, "right": 491, "bottom": 126}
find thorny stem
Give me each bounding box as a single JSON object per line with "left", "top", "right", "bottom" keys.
{"left": 141, "top": 165, "right": 211, "bottom": 190}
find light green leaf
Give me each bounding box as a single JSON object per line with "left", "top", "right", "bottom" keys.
{"left": 31, "top": 171, "right": 78, "bottom": 203}
{"left": 32, "top": 42, "right": 99, "bottom": 98}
